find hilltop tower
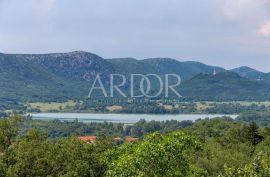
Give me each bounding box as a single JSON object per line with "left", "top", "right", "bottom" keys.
{"left": 213, "top": 68, "right": 217, "bottom": 76}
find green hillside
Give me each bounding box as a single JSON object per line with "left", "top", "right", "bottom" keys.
{"left": 0, "top": 51, "right": 270, "bottom": 101}
{"left": 180, "top": 72, "right": 270, "bottom": 101}
{"left": 231, "top": 66, "right": 270, "bottom": 83}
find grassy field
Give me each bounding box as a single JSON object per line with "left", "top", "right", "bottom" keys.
{"left": 28, "top": 100, "right": 77, "bottom": 112}
{"left": 106, "top": 105, "right": 123, "bottom": 111}
{"left": 194, "top": 102, "right": 212, "bottom": 111}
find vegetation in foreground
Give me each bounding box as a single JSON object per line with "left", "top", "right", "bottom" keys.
{"left": 0, "top": 114, "right": 270, "bottom": 176}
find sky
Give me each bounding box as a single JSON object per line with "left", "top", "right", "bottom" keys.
{"left": 0, "top": 0, "right": 270, "bottom": 72}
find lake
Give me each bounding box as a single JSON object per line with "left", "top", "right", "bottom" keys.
{"left": 30, "top": 113, "right": 238, "bottom": 124}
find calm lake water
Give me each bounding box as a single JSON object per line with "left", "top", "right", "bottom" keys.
{"left": 30, "top": 113, "right": 238, "bottom": 124}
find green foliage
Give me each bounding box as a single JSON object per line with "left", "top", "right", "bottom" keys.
{"left": 236, "top": 111, "right": 270, "bottom": 127}
{"left": 185, "top": 118, "right": 266, "bottom": 176}
{"left": 77, "top": 99, "right": 198, "bottom": 114}
{"left": 19, "top": 118, "right": 194, "bottom": 139}
{"left": 19, "top": 119, "right": 125, "bottom": 138}
{"left": 181, "top": 72, "right": 270, "bottom": 101}
{"left": 0, "top": 115, "right": 21, "bottom": 152}
{"left": 0, "top": 101, "right": 26, "bottom": 114}
{"left": 221, "top": 153, "right": 270, "bottom": 177}
{"left": 206, "top": 103, "right": 268, "bottom": 114}
{"left": 242, "top": 122, "right": 264, "bottom": 146}
{"left": 194, "top": 138, "right": 251, "bottom": 176}
{"left": 2, "top": 129, "right": 104, "bottom": 177}
{"left": 1, "top": 115, "right": 270, "bottom": 176}
{"left": 105, "top": 131, "right": 202, "bottom": 177}
{"left": 127, "top": 119, "right": 193, "bottom": 138}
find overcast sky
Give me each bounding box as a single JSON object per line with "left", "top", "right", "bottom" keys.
{"left": 1, "top": 0, "right": 270, "bottom": 71}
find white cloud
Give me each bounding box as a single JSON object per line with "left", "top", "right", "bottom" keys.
{"left": 257, "top": 22, "right": 270, "bottom": 37}
{"left": 222, "top": 0, "right": 270, "bottom": 21}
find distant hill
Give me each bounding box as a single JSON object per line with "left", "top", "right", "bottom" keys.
{"left": 180, "top": 72, "right": 270, "bottom": 101}
{"left": 107, "top": 57, "right": 225, "bottom": 80}
{"left": 0, "top": 51, "right": 270, "bottom": 101}
{"left": 0, "top": 51, "right": 114, "bottom": 101}
{"left": 106, "top": 58, "right": 157, "bottom": 74}
{"left": 231, "top": 66, "right": 263, "bottom": 78}
{"left": 231, "top": 66, "right": 270, "bottom": 83}
{"left": 141, "top": 58, "right": 225, "bottom": 80}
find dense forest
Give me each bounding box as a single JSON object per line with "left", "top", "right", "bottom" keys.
{"left": 0, "top": 113, "right": 270, "bottom": 176}
{"left": 19, "top": 117, "right": 194, "bottom": 138}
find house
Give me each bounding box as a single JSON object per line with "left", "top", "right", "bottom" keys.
{"left": 78, "top": 136, "right": 97, "bottom": 143}
{"left": 125, "top": 136, "right": 139, "bottom": 142}
{"left": 78, "top": 136, "right": 139, "bottom": 143}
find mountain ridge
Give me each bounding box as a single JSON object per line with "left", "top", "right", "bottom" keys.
{"left": 0, "top": 51, "right": 270, "bottom": 101}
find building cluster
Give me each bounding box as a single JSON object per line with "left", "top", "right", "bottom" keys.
{"left": 78, "top": 136, "right": 139, "bottom": 143}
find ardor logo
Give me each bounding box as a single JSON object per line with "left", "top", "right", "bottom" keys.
{"left": 88, "top": 74, "right": 182, "bottom": 98}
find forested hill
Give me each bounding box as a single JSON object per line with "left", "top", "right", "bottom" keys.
{"left": 107, "top": 57, "right": 225, "bottom": 80}
{"left": 231, "top": 66, "right": 270, "bottom": 83}
{"left": 0, "top": 51, "right": 270, "bottom": 101}
{"left": 180, "top": 72, "right": 270, "bottom": 101}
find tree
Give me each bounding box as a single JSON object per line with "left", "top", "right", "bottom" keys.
{"left": 0, "top": 115, "right": 21, "bottom": 152}
{"left": 105, "top": 131, "right": 203, "bottom": 177}
{"left": 3, "top": 129, "right": 105, "bottom": 177}
{"left": 243, "top": 122, "right": 264, "bottom": 146}
{"left": 221, "top": 152, "right": 270, "bottom": 177}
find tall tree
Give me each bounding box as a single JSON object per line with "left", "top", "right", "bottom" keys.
{"left": 105, "top": 131, "right": 203, "bottom": 177}
{"left": 0, "top": 115, "right": 21, "bottom": 152}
